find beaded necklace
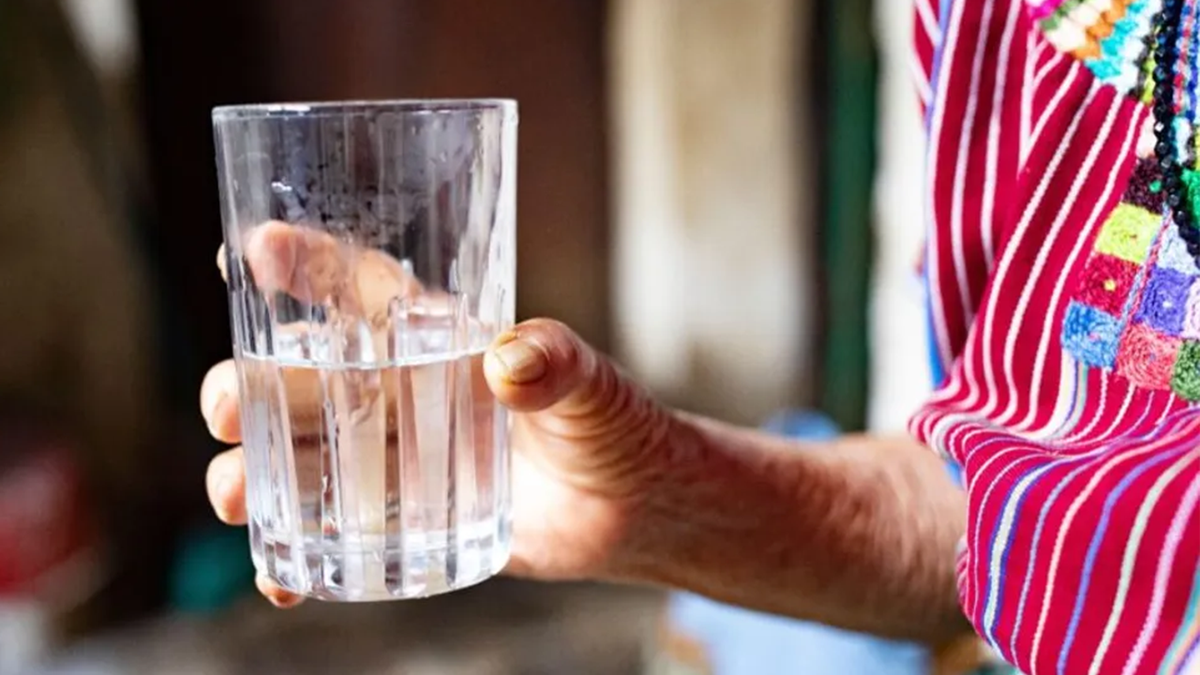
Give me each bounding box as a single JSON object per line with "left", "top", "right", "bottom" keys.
{"left": 1154, "top": 0, "right": 1198, "bottom": 258}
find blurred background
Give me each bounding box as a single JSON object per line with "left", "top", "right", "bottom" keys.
{"left": 0, "top": 0, "right": 931, "bottom": 672}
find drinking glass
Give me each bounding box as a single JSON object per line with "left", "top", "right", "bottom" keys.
{"left": 212, "top": 99, "right": 517, "bottom": 601}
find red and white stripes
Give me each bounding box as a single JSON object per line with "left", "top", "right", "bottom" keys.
{"left": 908, "top": 1, "right": 1200, "bottom": 672}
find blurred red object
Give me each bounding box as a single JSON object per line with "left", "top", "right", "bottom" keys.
{"left": 0, "top": 442, "right": 102, "bottom": 604}
{"left": 0, "top": 435, "right": 106, "bottom": 674}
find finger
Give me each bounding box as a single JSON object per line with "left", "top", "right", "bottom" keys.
{"left": 217, "top": 243, "right": 228, "bottom": 283}
{"left": 206, "top": 447, "right": 247, "bottom": 525}
{"left": 255, "top": 574, "right": 304, "bottom": 609}
{"left": 203, "top": 348, "right": 387, "bottom": 440}
{"left": 230, "top": 348, "right": 423, "bottom": 439}
{"left": 235, "top": 221, "right": 424, "bottom": 323}
{"left": 483, "top": 318, "right": 613, "bottom": 415}
{"left": 243, "top": 220, "right": 347, "bottom": 303}
{"left": 352, "top": 248, "right": 427, "bottom": 324}
{"left": 487, "top": 321, "right": 670, "bottom": 498}
{"left": 200, "top": 359, "right": 242, "bottom": 444}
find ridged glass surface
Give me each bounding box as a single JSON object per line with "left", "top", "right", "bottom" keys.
{"left": 213, "top": 100, "right": 516, "bottom": 601}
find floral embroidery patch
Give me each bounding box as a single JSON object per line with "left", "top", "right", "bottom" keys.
{"left": 1062, "top": 156, "right": 1200, "bottom": 400}
{"left": 1092, "top": 202, "right": 1161, "bottom": 262}
{"left": 1050, "top": 0, "right": 1200, "bottom": 401}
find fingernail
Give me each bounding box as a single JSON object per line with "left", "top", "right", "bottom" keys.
{"left": 215, "top": 475, "right": 233, "bottom": 503}
{"left": 257, "top": 575, "right": 302, "bottom": 608}
{"left": 209, "top": 461, "right": 235, "bottom": 499}
{"left": 203, "top": 391, "right": 226, "bottom": 425}
{"left": 208, "top": 470, "right": 234, "bottom": 521}
{"left": 493, "top": 339, "right": 546, "bottom": 384}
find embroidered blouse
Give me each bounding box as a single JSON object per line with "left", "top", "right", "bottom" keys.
{"left": 913, "top": 1, "right": 1200, "bottom": 672}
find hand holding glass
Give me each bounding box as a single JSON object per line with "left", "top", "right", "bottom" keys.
{"left": 212, "top": 99, "right": 517, "bottom": 601}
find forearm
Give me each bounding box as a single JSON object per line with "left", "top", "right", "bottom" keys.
{"left": 614, "top": 412, "right": 970, "bottom": 645}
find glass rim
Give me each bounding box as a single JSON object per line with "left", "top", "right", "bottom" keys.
{"left": 212, "top": 98, "right": 517, "bottom": 121}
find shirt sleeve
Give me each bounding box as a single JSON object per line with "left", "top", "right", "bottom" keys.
{"left": 912, "top": 0, "right": 943, "bottom": 119}
{"left": 912, "top": 1, "right": 1200, "bottom": 673}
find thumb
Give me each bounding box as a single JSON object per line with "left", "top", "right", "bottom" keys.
{"left": 484, "top": 318, "right": 672, "bottom": 495}
{"left": 483, "top": 318, "right": 609, "bottom": 415}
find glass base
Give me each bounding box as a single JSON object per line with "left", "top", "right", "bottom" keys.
{"left": 249, "top": 517, "right": 511, "bottom": 601}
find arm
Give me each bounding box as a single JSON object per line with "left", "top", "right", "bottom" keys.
{"left": 201, "top": 228, "right": 971, "bottom": 647}
{"left": 614, "top": 413, "right": 970, "bottom": 645}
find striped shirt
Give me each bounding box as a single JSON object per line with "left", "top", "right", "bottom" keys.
{"left": 911, "top": 1, "right": 1200, "bottom": 673}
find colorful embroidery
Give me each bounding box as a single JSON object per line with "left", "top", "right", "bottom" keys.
{"left": 1123, "top": 155, "right": 1166, "bottom": 211}
{"left": 1155, "top": 216, "right": 1200, "bottom": 273}
{"left": 1061, "top": 157, "right": 1200, "bottom": 400}
{"left": 1063, "top": 301, "right": 1124, "bottom": 366}
{"left": 1092, "top": 202, "right": 1163, "bottom": 262}
{"left": 1185, "top": 167, "right": 1200, "bottom": 212}
{"left": 1132, "top": 266, "right": 1192, "bottom": 334}
{"left": 1033, "top": 0, "right": 1156, "bottom": 93}
{"left": 1116, "top": 322, "right": 1181, "bottom": 387}
{"left": 1170, "top": 339, "right": 1200, "bottom": 398}
{"left": 1182, "top": 279, "right": 1200, "bottom": 336}
{"left": 1076, "top": 253, "right": 1140, "bottom": 313}
{"left": 1050, "top": 0, "right": 1200, "bottom": 401}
